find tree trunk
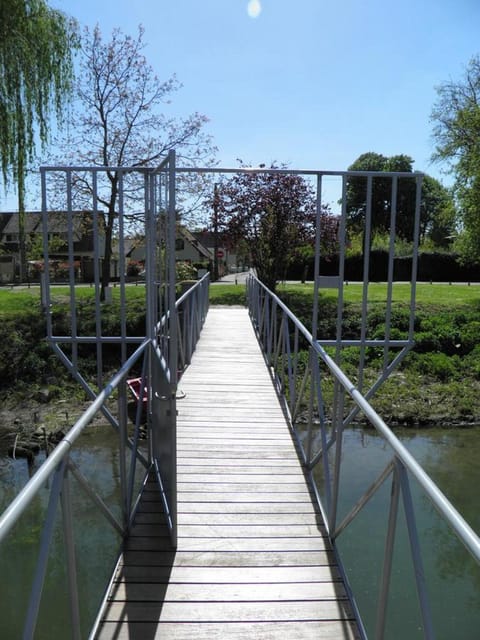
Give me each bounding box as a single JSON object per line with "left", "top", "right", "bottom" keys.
{"left": 17, "top": 132, "right": 27, "bottom": 284}
{"left": 101, "top": 209, "right": 115, "bottom": 302}
{"left": 18, "top": 195, "right": 26, "bottom": 284}
{"left": 101, "top": 176, "right": 118, "bottom": 302}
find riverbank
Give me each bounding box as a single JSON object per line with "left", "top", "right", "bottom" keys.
{"left": 1, "top": 365, "right": 478, "bottom": 459}
{"left": 2, "top": 282, "right": 480, "bottom": 456}
{"left": 0, "top": 387, "right": 115, "bottom": 458}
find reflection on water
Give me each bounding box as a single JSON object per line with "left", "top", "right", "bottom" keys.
{"left": 0, "top": 425, "right": 145, "bottom": 639}
{"left": 314, "top": 426, "right": 480, "bottom": 640}
{"left": 0, "top": 425, "right": 479, "bottom": 638}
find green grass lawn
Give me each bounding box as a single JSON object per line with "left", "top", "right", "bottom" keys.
{"left": 1, "top": 281, "right": 480, "bottom": 319}
{"left": 0, "top": 286, "right": 43, "bottom": 316}
{"left": 277, "top": 282, "right": 480, "bottom": 307}
{"left": 0, "top": 283, "right": 147, "bottom": 317}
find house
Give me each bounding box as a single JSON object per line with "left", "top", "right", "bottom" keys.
{"left": 193, "top": 229, "right": 246, "bottom": 274}
{"left": 0, "top": 212, "right": 41, "bottom": 281}
{"left": 175, "top": 227, "right": 213, "bottom": 265}
{"left": 127, "top": 225, "right": 214, "bottom": 276}
{"left": 0, "top": 212, "right": 216, "bottom": 283}
{"left": 0, "top": 211, "right": 106, "bottom": 282}
{"left": 1, "top": 211, "right": 42, "bottom": 248}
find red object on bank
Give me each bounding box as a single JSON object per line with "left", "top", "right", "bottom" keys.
{"left": 127, "top": 377, "right": 147, "bottom": 406}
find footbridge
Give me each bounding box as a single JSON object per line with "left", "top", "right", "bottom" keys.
{"left": 96, "top": 303, "right": 360, "bottom": 639}
{"left": 0, "top": 155, "right": 479, "bottom": 638}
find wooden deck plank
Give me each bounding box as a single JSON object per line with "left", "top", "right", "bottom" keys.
{"left": 129, "top": 510, "right": 327, "bottom": 528}
{"left": 120, "top": 550, "right": 335, "bottom": 567}
{"left": 106, "top": 580, "right": 348, "bottom": 601}
{"left": 178, "top": 504, "right": 321, "bottom": 514}
{"left": 127, "top": 528, "right": 329, "bottom": 543}
{"left": 177, "top": 492, "right": 316, "bottom": 502}
{"left": 95, "top": 307, "right": 360, "bottom": 639}
{"left": 97, "top": 621, "right": 361, "bottom": 640}
{"left": 141, "top": 502, "right": 321, "bottom": 515}
{"left": 112, "top": 564, "right": 345, "bottom": 583}
{"left": 177, "top": 465, "right": 306, "bottom": 475}
{"left": 176, "top": 512, "right": 326, "bottom": 525}
{"left": 126, "top": 538, "right": 330, "bottom": 553}
{"left": 132, "top": 513, "right": 327, "bottom": 527}
{"left": 100, "top": 600, "right": 355, "bottom": 623}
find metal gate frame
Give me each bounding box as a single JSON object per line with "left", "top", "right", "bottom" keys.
{"left": 145, "top": 153, "right": 178, "bottom": 544}
{"left": 176, "top": 164, "right": 422, "bottom": 397}
{"left": 38, "top": 159, "right": 423, "bottom": 551}
{"left": 40, "top": 150, "right": 178, "bottom": 544}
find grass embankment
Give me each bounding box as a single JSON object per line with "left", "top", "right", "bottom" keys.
{"left": 1, "top": 282, "right": 480, "bottom": 427}
{"left": 277, "top": 283, "right": 480, "bottom": 426}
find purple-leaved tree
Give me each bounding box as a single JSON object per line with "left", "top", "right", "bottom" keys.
{"left": 213, "top": 163, "right": 338, "bottom": 291}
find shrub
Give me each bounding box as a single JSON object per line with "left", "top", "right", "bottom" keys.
{"left": 461, "top": 345, "right": 480, "bottom": 379}
{"left": 177, "top": 261, "right": 197, "bottom": 281}
{"left": 456, "top": 320, "right": 480, "bottom": 354}
{"left": 409, "top": 352, "right": 461, "bottom": 382}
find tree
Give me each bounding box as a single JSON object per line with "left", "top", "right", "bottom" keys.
{"left": 51, "top": 25, "right": 216, "bottom": 298}
{"left": 421, "top": 176, "right": 456, "bottom": 247}
{"left": 345, "top": 152, "right": 455, "bottom": 245}
{"left": 214, "top": 163, "right": 338, "bottom": 291}
{"left": 431, "top": 55, "right": 480, "bottom": 262}
{"left": 0, "top": 0, "right": 77, "bottom": 280}
{"left": 345, "top": 153, "right": 417, "bottom": 241}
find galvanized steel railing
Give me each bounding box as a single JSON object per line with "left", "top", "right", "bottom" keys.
{"left": 247, "top": 274, "right": 480, "bottom": 640}
{"left": 177, "top": 276, "right": 210, "bottom": 373}
{"left": 0, "top": 274, "right": 209, "bottom": 639}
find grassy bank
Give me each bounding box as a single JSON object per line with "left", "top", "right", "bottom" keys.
{"left": 1, "top": 282, "right": 480, "bottom": 427}
{"left": 2, "top": 281, "right": 479, "bottom": 317}
{"left": 277, "top": 283, "right": 480, "bottom": 426}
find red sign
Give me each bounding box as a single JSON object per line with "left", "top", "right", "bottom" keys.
{"left": 216, "top": 249, "right": 224, "bottom": 258}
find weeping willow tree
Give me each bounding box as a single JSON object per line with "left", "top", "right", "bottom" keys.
{"left": 0, "top": 0, "right": 77, "bottom": 279}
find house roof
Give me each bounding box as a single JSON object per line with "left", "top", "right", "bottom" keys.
{"left": 0, "top": 211, "right": 88, "bottom": 240}
{"left": 193, "top": 230, "right": 235, "bottom": 251}
{"left": 1, "top": 212, "right": 42, "bottom": 234}
{"left": 178, "top": 226, "right": 212, "bottom": 260}
{"left": 0, "top": 213, "right": 12, "bottom": 234}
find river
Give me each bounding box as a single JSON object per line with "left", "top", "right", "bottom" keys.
{"left": 0, "top": 425, "right": 479, "bottom": 638}
{"left": 0, "top": 425, "right": 139, "bottom": 639}
{"left": 322, "top": 426, "right": 480, "bottom": 640}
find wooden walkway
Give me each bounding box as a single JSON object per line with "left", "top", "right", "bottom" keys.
{"left": 96, "top": 307, "right": 361, "bottom": 639}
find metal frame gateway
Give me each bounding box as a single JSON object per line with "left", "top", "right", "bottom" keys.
{"left": 38, "top": 154, "right": 425, "bottom": 549}
{"left": 40, "top": 152, "right": 180, "bottom": 545}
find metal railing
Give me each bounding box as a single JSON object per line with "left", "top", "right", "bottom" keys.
{"left": 0, "top": 274, "right": 209, "bottom": 639}
{"left": 247, "top": 274, "right": 480, "bottom": 640}
{"left": 177, "top": 276, "right": 210, "bottom": 373}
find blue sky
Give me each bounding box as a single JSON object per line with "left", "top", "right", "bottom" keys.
{"left": 2, "top": 0, "right": 479, "bottom": 210}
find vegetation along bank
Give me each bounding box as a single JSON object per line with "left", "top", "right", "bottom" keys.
{"left": 1, "top": 282, "right": 479, "bottom": 458}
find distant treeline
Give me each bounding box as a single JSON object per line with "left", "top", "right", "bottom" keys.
{"left": 288, "top": 251, "right": 480, "bottom": 283}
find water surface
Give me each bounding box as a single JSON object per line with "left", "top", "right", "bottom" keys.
{"left": 0, "top": 425, "right": 478, "bottom": 639}
{"left": 322, "top": 426, "right": 480, "bottom": 640}
{"left": 0, "top": 425, "right": 145, "bottom": 639}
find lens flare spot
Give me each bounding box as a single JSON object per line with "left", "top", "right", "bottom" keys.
{"left": 247, "top": 0, "right": 262, "bottom": 18}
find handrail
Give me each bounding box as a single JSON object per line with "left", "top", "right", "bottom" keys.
{"left": 0, "top": 338, "right": 150, "bottom": 544}
{"left": 314, "top": 337, "right": 480, "bottom": 560}
{"left": 0, "top": 272, "right": 210, "bottom": 638}
{"left": 247, "top": 274, "right": 480, "bottom": 639}
{"left": 176, "top": 271, "right": 210, "bottom": 307}
{"left": 176, "top": 273, "right": 210, "bottom": 372}
{"left": 247, "top": 278, "right": 480, "bottom": 560}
